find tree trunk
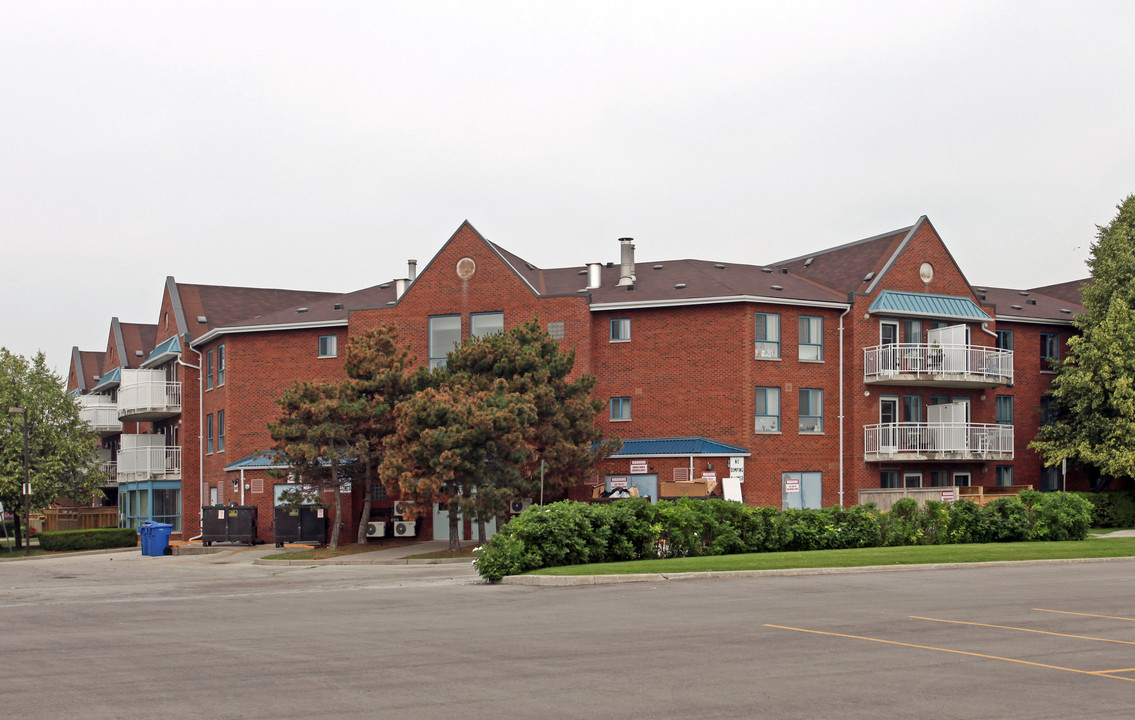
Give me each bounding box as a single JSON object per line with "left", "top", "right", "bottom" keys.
{"left": 448, "top": 495, "right": 461, "bottom": 552}
{"left": 357, "top": 455, "right": 373, "bottom": 544}
{"left": 13, "top": 510, "right": 24, "bottom": 550}
{"left": 329, "top": 459, "right": 342, "bottom": 550}
{"left": 477, "top": 519, "right": 486, "bottom": 544}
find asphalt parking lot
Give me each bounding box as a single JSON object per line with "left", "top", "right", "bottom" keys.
{"left": 3, "top": 548, "right": 1134, "bottom": 719}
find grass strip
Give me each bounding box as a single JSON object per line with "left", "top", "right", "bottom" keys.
{"left": 528, "top": 538, "right": 1135, "bottom": 576}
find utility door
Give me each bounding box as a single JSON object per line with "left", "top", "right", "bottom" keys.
{"left": 432, "top": 504, "right": 496, "bottom": 543}
{"left": 782, "top": 472, "right": 823, "bottom": 510}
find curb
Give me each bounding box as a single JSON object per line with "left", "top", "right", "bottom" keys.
{"left": 253, "top": 556, "right": 473, "bottom": 567}
{"left": 499, "top": 555, "right": 1135, "bottom": 586}
{"left": 0, "top": 546, "right": 137, "bottom": 562}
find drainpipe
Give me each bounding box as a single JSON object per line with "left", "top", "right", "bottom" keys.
{"left": 980, "top": 322, "right": 997, "bottom": 338}
{"left": 838, "top": 306, "right": 851, "bottom": 508}
{"left": 240, "top": 468, "right": 246, "bottom": 505}
{"left": 179, "top": 346, "right": 204, "bottom": 541}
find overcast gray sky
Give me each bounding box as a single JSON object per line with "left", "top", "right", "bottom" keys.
{"left": 3, "top": 1, "right": 1132, "bottom": 375}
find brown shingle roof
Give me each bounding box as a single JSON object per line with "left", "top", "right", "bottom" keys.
{"left": 772, "top": 227, "right": 913, "bottom": 295}
{"left": 175, "top": 283, "right": 342, "bottom": 339}
{"left": 119, "top": 322, "right": 157, "bottom": 368}
{"left": 977, "top": 284, "right": 1084, "bottom": 322}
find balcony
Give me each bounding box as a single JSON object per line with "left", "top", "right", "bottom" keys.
{"left": 864, "top": 422, "right": 1013, "bottom": 462}
{"left": 117, "top": 445, "right": 181, "bottom": 483}
{"left": 99, "top": 461, "right": 117, "bottom": 484}
{"left": 864, "top": 344, "right": 1013, "bottom": 388}
{"left": 118, "top": 369, "right": 182, "bottom": 422}
{"left": 78, "top": 397, "right": 122, "bottom": 435}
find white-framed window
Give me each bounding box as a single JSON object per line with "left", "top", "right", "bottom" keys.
{"left": 471, "top": 312, "right": 504, "bottom": 339}
{"left": 429, "top": 315, "right": 461, "bottom": 369}
{"left": 610, "top": 318, "right": 631, "bottom": 342}
{"left": 610, "top": 397, "right": 632, "bottom": 422}
{"left": 799, "top": 316, "right": 823, "bottom": 361}
{"left": 205, "top": 350, "right": 214, "bottom": 390}
{"left": 217, "top": 344, "right": 226, "bottom": 386}
{"left": 755, "top": 313, "right": 780, "bottom": 358}
{"left": 903, "top": 471, "right": 923, "bottom": 488}
{"left": 755, "top": 387, "right": 780, "bottom": 432}
{"left": 318, "top": 335, "right": 338, "bottom": 358}
{"left": 799, "top": 389, "right": 823, "bottom": 433}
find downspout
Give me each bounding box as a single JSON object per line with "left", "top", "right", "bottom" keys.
{"left": 838, "top": 306, "right": 851, "bottom": 508}
{"left": 689, "top": 455, "right": 694, "bottom": 481}
{"left": 240, "top": 468, "right": 246, "bottom": 506}
{"left": 980, "top": 322, "right": 997, "bottom": 338}
{"left": 179, "top": 347, "right": 204, "bottom": 541}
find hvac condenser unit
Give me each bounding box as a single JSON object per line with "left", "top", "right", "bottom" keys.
{"left": 392, "top": 500, "right": 409, "bottom": 518}
{"left": 365, "top": 521, "right": 386, "bottom": 538}
{"left": 392, "top": 520, "right": 416, "bottom": 537}
{"left": 510, "top": 498, "right": 533, "bottom": 514}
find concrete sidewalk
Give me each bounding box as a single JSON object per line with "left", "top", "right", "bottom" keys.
{"left": 252, "top": 540, "right": 475, "bottom": 566}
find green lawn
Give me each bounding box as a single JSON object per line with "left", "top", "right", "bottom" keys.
{"left": 527, "top": 537, "right": 1135, "bottom": 576}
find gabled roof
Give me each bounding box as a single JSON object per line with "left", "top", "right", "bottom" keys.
{"left": 976, "top": 284, "right": 1085, "bottom": 324}
{"left": 70, "top": 348, "right": 105, "bottom": 393}
{"left": 117, "top": 321, "right": 157, "bottom": 369}
{"left": 773, "top": 225, "right": 915, "bottom": 295}
{"left": 168, "top": 278, "right": 342, "bottom": 342}
{"left": 609, "top": 437, "right": 751, "bottom": 457}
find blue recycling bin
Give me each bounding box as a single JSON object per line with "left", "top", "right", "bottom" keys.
{"left": 139, "top": 521, "right": 173, "bottom": 556}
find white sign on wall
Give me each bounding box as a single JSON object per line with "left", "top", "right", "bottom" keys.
{"left": 609, "top": 476, "right": 629, "bottom": 489}
{"left": 785, "top": 478, "right": 801, "bottom": 493}
{"left": 629, "top": 460, "right": 649, "bottom": 474}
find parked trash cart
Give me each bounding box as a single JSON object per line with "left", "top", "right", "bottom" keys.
{"left": 273, "top": 506, "right": 327, "bottom": 547}
{"left": 201, "top": 505, "right": 259, "bottom": 546}
{"left": 139, "top": 521, "right": 173, "bottom": 556}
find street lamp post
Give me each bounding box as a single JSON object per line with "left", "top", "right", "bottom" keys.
{"left": 8, "top": 407, "right": 30, "bottom": 556}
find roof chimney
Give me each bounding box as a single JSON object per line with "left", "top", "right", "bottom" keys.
{"left": 587, "top": 263, "right": 603, "bottom": 289}
{"left": 395, "top": 278, "right": 408, "bottom": 298}
{"left": 408, "top": 259, "right": 417, "bottom": 281}
{"left": 617, "top": 238, "right": 636, "bottom": 287}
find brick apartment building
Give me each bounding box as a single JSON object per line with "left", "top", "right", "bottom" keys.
{"left": 68, "top": 216, "right": 1088, "bottom": 544}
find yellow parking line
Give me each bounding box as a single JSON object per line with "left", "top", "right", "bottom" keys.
{"left": 911, "top": 615, "right": 1135, "bottom": 646}
{"left": 1033, "top": 608, "right": 1135, "bottom": 623}
{"left": 764, "top": 624, "right": 1135, "bottom": 683}
{"left": 1090, "top": 668, "right": 1135, "bottom": 675}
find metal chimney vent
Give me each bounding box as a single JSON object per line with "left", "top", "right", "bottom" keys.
{"left": 714, "top": 264, "right": 726, "bottom": 269}
{"left": 803, "top": 257, "right": 814, "bottom": 267}
{"left": 771, "top": 285, "right": 784, "bottom": 291}
{"left": 1011, "top": 304, "right": 1023, "bottom": 310}
{"left": 196, "top": 315, "right": 207, "bottom": 323}
{"left": 296, "top": 307, "right": 308, "bottom": 313}
{"left": 674, "top": 283, "right": 686, "bottom": 289}
{"left": 653, "top": 264, "right": 663, "bottom": 270}
{"left": 333, "top": 303, "right": 343, "bottom": 311}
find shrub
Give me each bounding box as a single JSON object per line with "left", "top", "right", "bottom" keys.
{"left": 37, "top": 527, "right": 138, "bottom": 552}
{"left": 983, "top": 497, "right": 1030, "bottom": 542}
{"left": 1018, "top": 490, "right": 1092, "bottom": 541}
{"left": 1071, "top": 491, "right": 1135, "bottom": 528}
{"left": 590, "top": 498, "right": 660, "bottom": 562}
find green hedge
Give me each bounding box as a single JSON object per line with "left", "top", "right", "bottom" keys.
{"left": 37, "top": 527, "right": 139, "bottom": 552}
{"left": 1070, "top": 491, "right": 1135, "bottom": 528}
{"left": 473, "top": 492, "right": 1094, "bottom": 582}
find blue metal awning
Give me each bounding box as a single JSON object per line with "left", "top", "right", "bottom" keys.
{"left": 607, "top": 437, "right": 750, "bottom": 458}
{"left": 90, "top": 366, "right": 121, "bottom": 392}
{"left": 142, "top": 335, "right": 182, "bottom": 368}
{"left": 868, "top": 290, "right": 991, "bottom": 321}
{"left": 224, "top": 451, "right": 289, "bottom": 472}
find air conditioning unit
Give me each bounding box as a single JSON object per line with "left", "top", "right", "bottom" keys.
{"left": 365, "top": 521, "right": 386, "bottom": 538}
{"left": 393, "top": 500, "right": 410, "bottom": 518}
{"left": 392, "top": 520, "right": 416, "bottom": 537}
{"left": 510, "top": 498, "right": 533, "bottom": 514}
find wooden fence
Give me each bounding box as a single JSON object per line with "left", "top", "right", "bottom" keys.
{"left": 42, "top": 507, "right": 119, "bottom": 532}
{"left": 857, "top": 485, "right": 1030, "bottom": 510}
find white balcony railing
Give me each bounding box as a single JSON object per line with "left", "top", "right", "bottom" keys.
{"left": 117, "top": 446, "right": 181, "bottom": 483}
{"left": 99, "top": 461, "right": 117, "bottom": 483}
{"left": 864, "top": 344, "right": 1013, "bottom": 386}
{"left": 117, "top": 379, "right": 182, "bottom": 421}
{"left": 864, "top": 422, "right": 1013, "bottom": 461}
{"left": 79, "top": 399, "right": 123, "bottom": 433}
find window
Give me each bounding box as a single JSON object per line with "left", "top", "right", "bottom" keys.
{"left": 546, "top": 321, "right": 565, "bottom": 339}
{"left": 217, "top": 410, "right": 225, "bottom": 452}
{"left": 902, "top": 395, "right": 922, "bottom": 423}
{"left": 206, "top": 414, "right": 214, "bottom": 454}
{"left": 930, "top": 470, "right": 950, "bottom": 487}
{"left": 903, "top": 472, "right": 922, "bottom": 488}
{"left": 755, "top": 313, "right": 780, "bottom": 358}
{"left": 318, "top": 335, "right": 338, "bottom": 358}
{"left": 1040, "top": 333, "right": 1059, "bottom": 368}
{"left": 205, "top": 350, "right": 214, "bottom": 390}
{"left": 755, "top": 387, "right": 780, "bottom": 432}
{"left": 880, "top": 470, "right": 900, "bottom": 488}
{"left": 799, "top": 316, "right": 823, "bottom": 360}
{"left": 953, "top": 472, "right": 971, "bottom": 487}
{"left": 370, "top": 482, "right": 387, "bottom": 502}
{"left": 429, "top": 315, "right": 461, "bottom": 369}
{"left": 471, "top": 312, "right": 504, "bottom": 338}
{"left": 610, "top": 397, "right": 632, "bottom": 422}
{"left": 217, "top": 344, "right": 226, "bottom": 386}
{"left": 902, "top": 319, "right": 922, "bottom": 344}
{"left": 996, "top": 396, "right": 1013, "bottom": 424}
{"left": 799, "top": 389, "right": 823, "bottom": 433}
{"left": 996, "top": 465, "right": 1013, "bottom": 487}
{"left": 152, "top": 488, "right": 181, "bottom": 531}
{"left": 1040, "top": 466, "right": 1059, "bottom": 491}
{"left": 929, "top": 395, "right": 949, "bottom": 407}
{"left": 1040, "top": 396, "right": 1056, "bottom": 425}
{"left": 996, "top": 329, "right": 1013, "bottom": 351}
{"left": 609, "top": 318, "right": 631, "bottom": 342}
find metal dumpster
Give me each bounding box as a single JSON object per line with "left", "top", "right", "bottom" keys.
{"left": 272, "top": 506, "right": 327, "bottom": 547}
{"left": 201, "top": 505, "right": 259, "bottom": 546}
